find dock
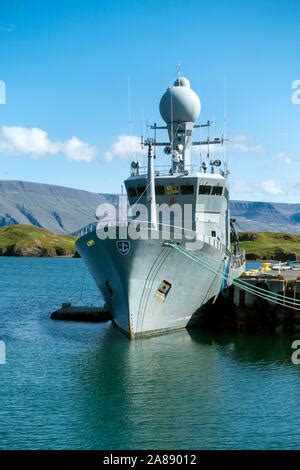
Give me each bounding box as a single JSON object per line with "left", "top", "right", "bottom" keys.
{"left": 51, "top": 303, "right": 111, "bottom": 323}
{"left": 233, "top": 263, "right": 300, "bottom": 333}
{"left": 192, "top": 262, "right": 300, "bottom": 334}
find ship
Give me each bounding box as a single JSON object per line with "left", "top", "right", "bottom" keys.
{"left": 76, "top": 75, "right": 246, "bottom": 338}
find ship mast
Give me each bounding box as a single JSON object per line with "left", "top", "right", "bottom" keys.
{"left": 142, "top": 76, "right": 226, "bottom": 176}
{"left": 146, "top": 139, "right": 157, "bottom": 229}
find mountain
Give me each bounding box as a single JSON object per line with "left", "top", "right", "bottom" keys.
{"left": 0, "top": 180, "right": 299, "bottom": 234}
{"left": 230, "top": 200, "right": 300, "bottom": 234}
{"left": 0, "top": 180, "right": 118, "bottom": 234}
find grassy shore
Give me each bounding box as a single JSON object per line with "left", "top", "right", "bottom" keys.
{"left": 0, "top": 225, "right": 299, "bottom": 260}
{"left": 0, "top": 224, "right": 76, "bottom": 257}
{"left": 238, "top": 232, "right": 300, "bottom": 261}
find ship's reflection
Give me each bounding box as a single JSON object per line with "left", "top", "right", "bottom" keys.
{"left": 187, "top": 328, "right": 296, "bottom": 365}
{"left": 72, "top": 323, "right": 299, "bottom": 449}
{"left": 74, "top": 324, "right": 224, "bottom": 449}
{"left": 98, "top": 322, "right": 296, "bottom": 365}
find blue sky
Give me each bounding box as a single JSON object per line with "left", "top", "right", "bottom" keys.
{"left": 0, "top": 0, "right": 300, "bottom": 202}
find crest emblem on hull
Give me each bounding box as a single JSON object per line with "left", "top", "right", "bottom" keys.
{"left": 116, "top": 240, "right": 130, "bottom": 255}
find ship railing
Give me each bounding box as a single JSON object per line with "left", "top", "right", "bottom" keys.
{"left": 76, "top": 223, "right": 97, "bottom": 239}
{"left": 131, "top": 164, "right": 226, "bottom": 177}
{"left": 198, "top": 234, "right": 225, "bottom": 253}
{"left": 76, "top": 219, "right": 227, "bottom": 253}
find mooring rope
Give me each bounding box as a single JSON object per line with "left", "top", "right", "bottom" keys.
{"left": 73, "top": 263, "right": 88, "bottom": 305}
{"left": 168, "top": 241, "right": 300, "bottom": 310}
{"left": 164, "top": 241, "right": 300, "bottom": 311}
{"left": 174, "top": 242, "right": 299, "bottom": 306}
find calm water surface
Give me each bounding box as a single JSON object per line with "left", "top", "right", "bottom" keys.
{"left": 0, "top": 258, "right": 300, "bottom": 450}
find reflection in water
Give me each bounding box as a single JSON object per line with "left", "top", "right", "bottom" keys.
{"left": 77, "top": 326, "right": 225, "bottom": 449}
{"left": 1, "top": 258, "right": 300, "bottom": 450}
{"left": 74, "top": 325, "right": 300, "bottom": 450}
{"left": 188, "top": 329, "right": 297, "bottom": 365}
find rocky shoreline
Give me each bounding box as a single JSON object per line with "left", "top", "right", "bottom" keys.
{"left": 0, "top": 224, "right": 77, "bottom": 258}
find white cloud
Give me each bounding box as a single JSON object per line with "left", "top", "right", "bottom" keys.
{"left": 0, "top": 126, "right": 58, "bottom": 157}
{"left": 104, "top": 134, "right": 145, "bottom": 162}
{"left": 206, "top": 135, "right": 264, "bottom": 156}
{"left": 232, "top": 180, "right": 255, "bottom": 193}
{"left": 228, "top": 135, "right": 264, "bottom": 154}
{"left": 260, "top": 179, "right": 285, "bottom": 196}
{"left": 0, "top": 126, "right": 96, "bottom": 162}
{"left": 277, "top": 152, "right": 292, "bottom": 165}
{"left": 63, "top": 136, "right": 95, "bottom": 162}
{"left": 107, "top": 133, "right": 263, "bottom": 163}
{"left": 231, "top": 135, "right": 249, "bottom": 143}
{"left": 233, "top": 179, "right": 286, "bottom": 197}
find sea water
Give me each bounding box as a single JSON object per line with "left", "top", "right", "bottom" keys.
{"left": 0, "top": 257, "right": 300, "bottom": 450}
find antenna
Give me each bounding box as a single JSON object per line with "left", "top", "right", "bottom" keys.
{"left": 127, "top": 76, "right": 132, "bottom": 157}
{"left": 171, "top": 81, "right": 174, "bottom": 168}
{"left": 177, "top": 63, "right": 181, "bottom": 79}
{"left": 207, "top": 120, "right": 210, "bottom": 161}
{"left": 223, "top": 76, "right": 228, "bottom": 172}
{"left": 153, "top": 122, "right": 157, "bottom": 159}
{"left": 198, "top": 123, "right": 203, "bottom": 168}
{"left": 140, "top": 108, "right": 144, "bottom": 153}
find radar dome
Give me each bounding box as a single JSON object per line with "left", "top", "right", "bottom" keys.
{"left": 159, "top": 77, "right": 201, "bottom": 124}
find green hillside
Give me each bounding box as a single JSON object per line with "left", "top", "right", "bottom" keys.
{"left": 0, "top": 225, "right": 299, "bottom": 260}
{"left": 0, "top": 224, "right": 76, "bottom": 257}
{"left": 238, "top": 232, "right": 300, "bottom": 260}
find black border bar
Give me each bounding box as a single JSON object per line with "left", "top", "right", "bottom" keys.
{"left": 0, "top": 451, "right": 300, "bottom": 467}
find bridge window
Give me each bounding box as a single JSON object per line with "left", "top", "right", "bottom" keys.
{"left": 212, "top": 186, "right": 223, "bottom": 196}
{"left": 155, "top": 185, "right": 165, "bottom": 195}
{"left": 136, "top": 186, "right": 146, "bottom": 196}
{"left": 128, "top": 187, "right": 137, "bottom": 197}
{"left": 199, "top": 185, "right": 211, "bottom": 195}
{"left": 224, "top": 188, "right": 229, "bottom": 199}
{"left": 166, "top": 185, "right": 179, "bottom": 195}
{"left": 180, "top": 185, "right": 194, "bottom": 195}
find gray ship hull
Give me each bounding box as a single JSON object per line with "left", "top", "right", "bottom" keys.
{"left": 76, "top": 229, "right": 227, "bottom": 338}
